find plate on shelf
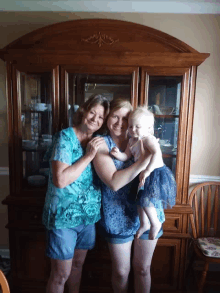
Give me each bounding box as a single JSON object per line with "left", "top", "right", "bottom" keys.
{"left": 27, "top": 175, "right": 46, "bottom": 186}
{"left": 22, "top": 140, "right": 37, "bottom": 150}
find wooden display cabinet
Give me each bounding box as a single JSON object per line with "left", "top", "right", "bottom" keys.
{"left": 0, "top": 19, "right": 209, "bottom": 293}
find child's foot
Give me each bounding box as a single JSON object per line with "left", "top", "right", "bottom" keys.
{"left": 136, "top": 224, "right": 149, "bottom": 239}
{"left": 149, "top": 223, "right": 162, "bottom": 240}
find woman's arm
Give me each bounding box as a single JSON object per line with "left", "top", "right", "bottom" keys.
{"left": 53, "top": 136, "right": 104, "bottom": 188}
{"left": 93, "top": 140, "right": 150, "bottom": 191}
{"left": 139, "top": 136, "right": 163, "bottom": 187}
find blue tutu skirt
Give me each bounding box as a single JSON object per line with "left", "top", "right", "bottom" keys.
{"left": 137, "top": 165, "right": 176, "bottom": 209}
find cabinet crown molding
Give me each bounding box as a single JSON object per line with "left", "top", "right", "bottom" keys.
{"left": 0, "top": 19, "right": 209, "bottom": 67}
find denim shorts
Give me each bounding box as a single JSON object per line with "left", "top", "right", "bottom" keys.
{"left": 45, "top": 224, "right": 96, "bottom": 260}
{"left": 103, "top": 227, "right": 163, "bottom": 244}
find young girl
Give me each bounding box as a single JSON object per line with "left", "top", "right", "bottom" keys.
{"left": 110, "top": 106, "right": 176, "bottom": 239}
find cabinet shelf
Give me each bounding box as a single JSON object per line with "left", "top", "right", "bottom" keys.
{"left": 22, "top": 109, "right": 52, "bottom": 113}
{"left": 155, "top": 114, "right": 179, "bottom": 119}
{"left": 22, "top": 147, "right": 48, "bottom": 152}
{"left": 162, "top": 153, "right": 177, "bottom": 158}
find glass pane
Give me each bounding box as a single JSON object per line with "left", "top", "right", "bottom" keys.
{"left": 155, "top": 117, "right": 179, "bottom": 151}
{"left": 148, "top": 76, "right": 182, "bottom": 177}
{"left": 148, "top": 76, "right": 181, "bottom": 115}
{"left": 68, "top": 73, "right": 131, "bottom": 127}
{"left": 20, "top": 72, "right": 52, "bottom": 187}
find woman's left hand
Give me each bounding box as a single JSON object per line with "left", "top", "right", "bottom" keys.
{"left": 85, "top": 137, "right": 105, "bottom": 160}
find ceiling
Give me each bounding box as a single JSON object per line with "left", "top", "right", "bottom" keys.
{"left": 0, "top": 0, "right": 220, "bottom": 14}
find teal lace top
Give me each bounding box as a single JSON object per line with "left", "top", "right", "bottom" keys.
{"left": 42, "top": 127, "right": 102, "bottom": 230}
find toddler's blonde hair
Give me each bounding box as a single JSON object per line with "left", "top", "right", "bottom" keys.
{"left": 130, "top": 105, "right": 154, "bottom": 135}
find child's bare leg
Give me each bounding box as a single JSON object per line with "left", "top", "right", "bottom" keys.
{"left": 143, "top": 205, "right": 162, "bottom": 240}
{"left": 136, "top": 206, "right": 151, "bottom": 239}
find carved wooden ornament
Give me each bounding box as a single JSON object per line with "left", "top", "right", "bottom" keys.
{"left": 82, "top": 32, "right": 119, "bottom": 47}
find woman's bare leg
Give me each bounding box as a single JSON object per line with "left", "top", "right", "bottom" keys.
{"left": 108, "top": 241, "right": 133, "bottom": 293}
{"left": 66, "top": 249, "right": 88, "bottom": 293}
{"left": 133, "top": 238, "right": 158, "bottom": 293}
{"left": 46, "top": 258, "right": 73, "bottom": 293}
{"left": 46, "top": 249, "right": 88, "bottom": 293}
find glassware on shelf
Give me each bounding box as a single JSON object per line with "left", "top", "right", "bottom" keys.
{"left": 20, "top": 72, "right": 53, "bottom": 187}
{"left": 148, "top": 76, "right": 181, "bottom": 176}
{"left": 29, "top": 103, "right": 48, "bottom": 111}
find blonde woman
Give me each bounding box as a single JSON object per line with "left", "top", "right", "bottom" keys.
{"left": 93, "top": 99, "right": 165, "bottom": 293}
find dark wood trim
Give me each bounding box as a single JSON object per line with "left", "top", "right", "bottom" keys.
{"left": 182, "top": 66, "right": 197, "bottom": 204}
{"left": 6, "top": 62, "right": 16, "bottom": 195}
{"left": 52, "top": 65, "right": 60, "bottom": 134}
{"left": 1, "top": 51, "right": 210, "bottom": 68}
{"left": 11, "top": 66, "right": 23, "bottom": 194}
{"left": 175, "top": 69, "right": 191, "bottom": 204}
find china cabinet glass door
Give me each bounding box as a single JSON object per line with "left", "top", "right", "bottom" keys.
{"left": 12, "top": 66, "right": 59, "bottom": 195}
{"left": 141, "top": 68, "right": 191, "bottom": 204}
{"left": 60, "top": 66, "right": 139, "bottom": 129}
{"left": 148, "top": 76, "right": 181, "bottom": 175}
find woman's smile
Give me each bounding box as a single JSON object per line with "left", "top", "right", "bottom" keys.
{"left": 83, "top": 104, "right": 105, "bottom": 132}
{"left": 107, "top": 107, "right": 130, "bottom": 137}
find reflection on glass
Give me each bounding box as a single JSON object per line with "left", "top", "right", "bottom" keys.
{"left": 68, "top": 73, "right": 131, "bottom": 127}
{"left": 148, "top": 76, "right": 182, "bottom": 177}
{"left": 155, "top": 117, "right": 179, "bottom": 152}
{"left": 148, "top": 76, "right": 181, "bottom": 116}
{"left": 20, "top": 72, "right": 52, "bottom": 184}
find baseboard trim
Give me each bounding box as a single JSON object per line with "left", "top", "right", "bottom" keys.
{"left": 0, "top": 167, "right": 9, "bottom": 176}
{"left": 190, "top": 175, "right": 220, "bottom": 184}
{"left": 0, "top": 168, "right": 220, "bottom": 183}
{"left": 0, "top": 249, "right": 10, "bottom": 259}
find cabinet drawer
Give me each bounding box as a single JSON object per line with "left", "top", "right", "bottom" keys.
{"left": 163, "top": 214, "right": 182, "bottom": 233}
{"left": 81, "top": 262, "right": 112, "bottom": 292}
{"left": 9, "top": 206, "right": 43, "bottom": 227}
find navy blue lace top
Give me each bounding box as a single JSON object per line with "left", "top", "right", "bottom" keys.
{"left": 98, "top": 135, "right": 165, "bottom": 237}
